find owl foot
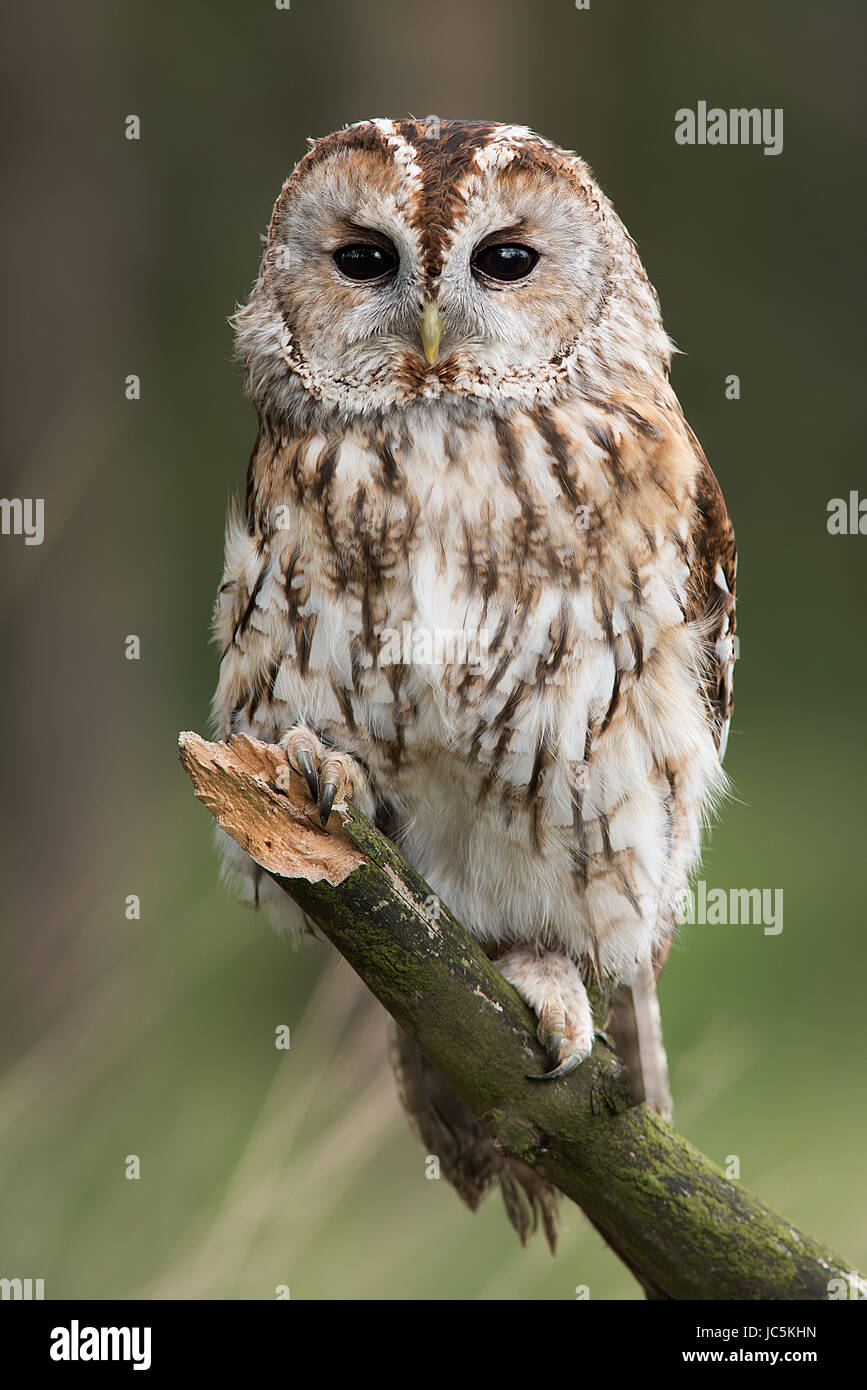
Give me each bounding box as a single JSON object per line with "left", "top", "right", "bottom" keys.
{"left": 494, "top": 945, "right": 594, "bottom": 1081}
{"left": 280, "top": 726, "right": 366, "bottom": 828}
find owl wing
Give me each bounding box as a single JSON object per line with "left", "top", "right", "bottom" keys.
{"left": 685, "top": 435, "right": 737, "bottom": 761}
{"left": 607, "top": 437, "right": 736, "bottom": 1120}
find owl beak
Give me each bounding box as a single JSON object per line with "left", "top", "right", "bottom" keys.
{"left": 420, "top": 300, "right": 444, "bottom": 365}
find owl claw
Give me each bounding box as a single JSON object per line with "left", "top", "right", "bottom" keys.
{"left": 495, "top": 944, "right": 594, "bottom": 1084}
{"left": 526, "top": 1050, "right": 584, "bottom": 1082}
{"left": 545, "top": 1029, "right": 565, "bottom": 1062}
{"left": 526, "top": 1026, "right": 586, "bottom": 1081}
{"left": 296, "top": 749, "right": 320, "bottom": 803}
{"left": 319, "top": 778, "right": 338, "bottom": 826}
{"left": 280, "top": 726, "right": 367, "bottom": 830}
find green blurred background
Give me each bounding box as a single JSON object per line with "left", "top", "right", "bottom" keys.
{"left": 1, "top": 0, "right": 864, "bottom": 1299}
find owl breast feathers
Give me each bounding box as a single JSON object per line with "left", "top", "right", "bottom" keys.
{"left": 211, "top": 119, "right": 736, "bottom": 1240}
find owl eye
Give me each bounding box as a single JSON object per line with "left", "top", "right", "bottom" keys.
{"left": 333, "top": 242, "right": 398, "bottom": 282}
{"left": 471, "top": 242, "right": 539, "bottom": 283}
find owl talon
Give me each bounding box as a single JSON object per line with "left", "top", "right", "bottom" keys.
{"left": 526, "top": 1023, "right": 587, "bottom": 1082}
{"left": 495, "top": 944, "right": 594, "bottom": 1084}
{"left": 297, "top": 749, "right": 320, "bottom": 803}
{"left": 319, "top": 778, "right": 338, "bottom": 826}
{"left": 283, "top": 727, "right": 325, "bottom": 800}
{"left": 545, "top": 1029, "right": 566, "bottom": 1066}
{"left": 280, "top": 726, "right": 368, "bottom": 828}
{"left": 318, "top": 755, "right": 357, "bottom": 827}
{"left": 526, "top": 1050, "right": 584, "bottom": 1083}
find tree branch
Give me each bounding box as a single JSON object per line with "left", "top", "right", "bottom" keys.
{"left": 179, "top": 730, "right": 850, "bottom": 1300}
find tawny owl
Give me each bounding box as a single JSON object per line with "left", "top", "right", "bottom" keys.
{"left": 212, "top": 118, "right": 736, "bottom": 1248}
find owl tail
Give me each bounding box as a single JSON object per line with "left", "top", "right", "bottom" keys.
{"left": 605, "top": 964, "right": 673, "bottom": 1120}
{"left": 386, "top": 1018, "right": 559, "bottom": 1251}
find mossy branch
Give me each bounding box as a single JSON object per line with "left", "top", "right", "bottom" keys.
{"left": 179, "top": 730, "right": 850, "bottom": 1300}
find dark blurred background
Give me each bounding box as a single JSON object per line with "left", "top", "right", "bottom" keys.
{"left": 1, "top": 0, "right": 864, "bottom": 1299}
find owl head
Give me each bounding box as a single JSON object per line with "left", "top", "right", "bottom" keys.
{"left": 234, "top": 118, "right": 672, "bottom": 427}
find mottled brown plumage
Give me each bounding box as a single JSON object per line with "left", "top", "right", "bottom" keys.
{"left": 212, "top": 119, "right": 736, "bottom": 1246}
